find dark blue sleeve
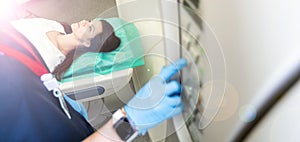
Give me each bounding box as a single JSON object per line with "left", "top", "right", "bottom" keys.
{"left": 0, "top": 26, "right": 94, "bottom": 142}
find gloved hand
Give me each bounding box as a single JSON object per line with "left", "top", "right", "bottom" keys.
{"left": 124, "top": 58, "right": 187, "bottom": 135}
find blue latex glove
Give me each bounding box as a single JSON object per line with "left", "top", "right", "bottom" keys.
{"left": 64, "top": 95, "right": 88, "bottom": 121}
{"left": 124, "top": 58, "right": 187, "bottom": 135}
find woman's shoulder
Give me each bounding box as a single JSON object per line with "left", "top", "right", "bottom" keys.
{"left": 11, "top": 18, "right": 59, "bottom": 26}
{"left": 11, "top": 18, "right": 66, "bottom": 34}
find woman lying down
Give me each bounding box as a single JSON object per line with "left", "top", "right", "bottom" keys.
{"left": 11, "top": 18, "right": 121, "bottom": 80}
{"left": 10, "top": 17, "right": 121, "bottom": 122}
{"left": 0, "top": 18, "right": 187, "bottom": 141}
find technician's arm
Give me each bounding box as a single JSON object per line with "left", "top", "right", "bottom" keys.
{"left": 83, "top": 119, "right": 123, "bottom": 142}
{"left": 83, "top": 58, "right": 187, "bottom": 142}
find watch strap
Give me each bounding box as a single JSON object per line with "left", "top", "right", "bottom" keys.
{"left": 112, "top": 109, "right": 125, "bottom": 124}
{"left": 112, "top": 108, "right": 138, "bottom": 142}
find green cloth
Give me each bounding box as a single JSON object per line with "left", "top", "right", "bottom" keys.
{"left": 61, "top": 18, "right": 144, "bottom": 83}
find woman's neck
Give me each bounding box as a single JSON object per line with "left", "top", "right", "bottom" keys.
{"left": 55, "top": 33, "right": 79, "bottom": 56}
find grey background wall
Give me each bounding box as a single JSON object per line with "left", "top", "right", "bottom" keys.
{"left": 22, "top": 0, "right": 118, "bottom": 23}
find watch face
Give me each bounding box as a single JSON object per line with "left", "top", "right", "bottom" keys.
{"left": 113, "top": 117, "right": 136, "bottom": 141}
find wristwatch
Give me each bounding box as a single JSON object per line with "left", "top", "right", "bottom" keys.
{"left": 112, "top": 108, "right": 138, "bottom": 142}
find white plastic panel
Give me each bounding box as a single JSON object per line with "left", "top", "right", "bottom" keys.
{"left": 245, "top": 79, "right": 300, "bottom": 142}
{"left": 60, "top": 68, "right": 132, "bottom": 102}
{"left": 195, "top": 0, "right": 300, "bottom": 141}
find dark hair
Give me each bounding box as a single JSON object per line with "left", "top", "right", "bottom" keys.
{"left": 53, "top": 20, "right": 121, "bottom": 80}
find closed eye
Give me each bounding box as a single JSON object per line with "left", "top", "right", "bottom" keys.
{"left": 89, "top": 26, "right": 92, "bottom": 32}
{"left": 89, "top": 24, "right": 95, "bottom": 34}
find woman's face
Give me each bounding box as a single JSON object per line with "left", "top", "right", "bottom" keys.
{"left": 70, "top": 20, "right": 103, "bottom": 47}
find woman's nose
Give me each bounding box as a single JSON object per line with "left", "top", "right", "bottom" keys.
{"left": 80, "top": 20, "right": 89, "bottom": 26}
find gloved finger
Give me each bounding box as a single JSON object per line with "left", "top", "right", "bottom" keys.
{"left": 165, "top": 80, "right": 181, "bottom": 96}
{"left": 159, "top": 58, "right": 187, "bottom": 81}
{"left": 166, "top": 103, "right": 184, "bottom": 118}
{"left": 164, "top": 95, "right": 181, "bottom": 107}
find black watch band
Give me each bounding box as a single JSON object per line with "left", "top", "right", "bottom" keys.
{"left": 112, "top": 109, "right": 138, "bottom": 142}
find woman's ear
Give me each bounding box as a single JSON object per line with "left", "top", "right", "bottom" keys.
{"left": 82, "top": 40, "right": 91, "bottom": 47}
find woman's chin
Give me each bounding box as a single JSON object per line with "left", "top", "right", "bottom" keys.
{"left": 70, "top": 24, "right": 76, "bottom": 31}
